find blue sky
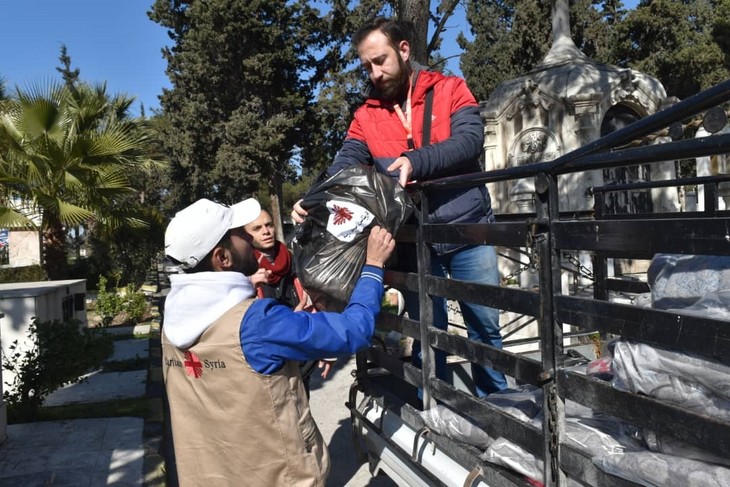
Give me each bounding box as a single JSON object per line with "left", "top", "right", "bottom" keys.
{"left": 0, "top": 0, "right": 171, "bottom": 116}
{"left": 0, "top": 1, "right": 638, "bottom": 118}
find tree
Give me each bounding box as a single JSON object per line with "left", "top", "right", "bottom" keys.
{"left": 459, "top": 0, "right": 628, "bottom": 102}
{"left": 56, "top": 44, "right": 80, "bottom": 89}
{"left": 150, "top": 0, "right": 325, "bottom": 239}
{"left": 614, "top": 0, "right": 729, "bottom": 99}
{"left": 0, "top": 81, "right": 163, "bottom": 280}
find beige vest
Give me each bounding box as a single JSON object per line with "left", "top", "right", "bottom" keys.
{"left": 162, "top": 299, "right": 330, "bottom": 486}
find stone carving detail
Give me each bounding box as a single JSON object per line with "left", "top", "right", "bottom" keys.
{"left": 609, "top": 69, "right": 653, "bottom": 113}
{"left": 510, "top": 128, "right": 561, "bottom": 166}
{"left": 505, "top": 79, "right": 554, "bottom": 122}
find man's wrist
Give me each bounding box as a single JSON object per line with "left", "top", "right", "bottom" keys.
{"left": 365, "top": 259, "right": 385, "bottom": 268}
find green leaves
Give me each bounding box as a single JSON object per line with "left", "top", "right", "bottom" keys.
{"left": 0, "top": 80, "right": 165, "bottom": 279}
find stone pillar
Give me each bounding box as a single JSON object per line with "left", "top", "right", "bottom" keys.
{"left": 0, "top": 312, "right": 6, "bottom": 444}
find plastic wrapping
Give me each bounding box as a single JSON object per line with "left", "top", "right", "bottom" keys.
{"left": 593, "top": 451, "right": 730, "bottom": 487}
{"left": 648, "top": 254, "right": 730, "bottom": 310}
{"left": 610, "top": 340, "right": 730, "bottom": 421}
{"left": 667, "top": 290, "right": 730, "bottom": 320}
{"left": 482, "top": 385, "right": 543, "bottom": 422}
{"left": 643, "top": 430, "right": 730, "bottom": 467}
{"left": 417, "top": 405, "right": 492, "bottom": 449}
{"left": 564, "top": 416, "right": 644, "bottom": 456}
{"left": 290, "top": 165, "right": 413, "bottom": 311}
{"left": 480, "top": 438, "right": 585, "bottom": 487}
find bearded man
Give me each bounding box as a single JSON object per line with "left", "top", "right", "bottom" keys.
{"left": 292, "top": 17, "right": 507, "bottom": 397}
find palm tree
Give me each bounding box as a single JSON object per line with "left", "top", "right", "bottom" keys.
{"left": 0, "top": 81, "right": 164, "bottom": 280}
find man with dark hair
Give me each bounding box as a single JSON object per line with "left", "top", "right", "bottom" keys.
{"left": 246, "top": 208, "right": 303, "bottom": 306}
{"left": 292, "top": 17, "right": 507, "bottom": 397}
{"left": 162, "top": 198, "right": 395, "bottom": 486}
{"left": 245, "top": 206, "right": 326, "bottom": 393}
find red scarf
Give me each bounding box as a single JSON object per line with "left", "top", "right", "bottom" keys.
{"left": 253, "top": 241, "right": 292, "bottom": 285}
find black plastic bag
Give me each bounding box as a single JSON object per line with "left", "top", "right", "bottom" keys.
{"left": 291, "top": 165, "right": 413, "bottom": 311}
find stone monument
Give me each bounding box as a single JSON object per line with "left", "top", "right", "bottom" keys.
{"left": 481, "top": 0, "right": 677, "bottom": 217}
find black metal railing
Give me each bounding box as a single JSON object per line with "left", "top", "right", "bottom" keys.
{"left": 353, "top": 78, "right": 730, "bottom": 487}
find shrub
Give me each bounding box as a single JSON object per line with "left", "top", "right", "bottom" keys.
{"left": 95, "top": 274, "right": 150, "bottom": 326}
{"left": 0, "top": 265, "right": 47, "bottom": 283}
{"left": 2, "top": 318, "right": 114, "bottom": 422}
{"left": 96, "top": 275, "right": 124, "bottom": 326}
{"left": 123, "top": 289, "right": 148, "bottom": 323}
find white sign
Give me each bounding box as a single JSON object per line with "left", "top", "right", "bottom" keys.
{"left": 325, "top": 201, "right": 374, "bottom": 242}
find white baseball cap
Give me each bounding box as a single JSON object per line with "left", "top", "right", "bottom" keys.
{"left": 164, "top": 198, "right": 261, "bottom": 269}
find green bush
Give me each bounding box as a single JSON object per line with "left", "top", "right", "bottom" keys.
{"left": 96, "top": 275, "right": 124, "bottom": 326}
{"left": 2, "top": 318, "right": 114, "bottom": 422}
{"left": 123, "top": 289, "right": 148, "bottom": 323}
{"left": 95, "top": 274, "right": 150, "bottom": 326}
{"left": 0, "top": 265, "right": 47, "bottom": 283}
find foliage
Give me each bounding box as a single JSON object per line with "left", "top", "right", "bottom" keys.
{"left": 95, "top": 274, "right": 149, "bottom": 326}
{"left": 614, "top": 0, "right": 729, "bottom": 99}
{"left": 149, "top": 0, "right": 322, "bottom": 218}
{"left": 95, "top": 275, "right": 124, "bottom": 326}
{"left": 0, "top": 264, "right": 47, "bottom": 283}
{"left": 2, "top": 318, "right": 114, "bottom": 422}
{"left": 459, "top": 0, "right": 626, "bottom": 102}
{"left": 150, "top": 0, "right": 469, "bottom": 231}
{"left": 0, "top": 76, "right": 166, "bottom": 280}
{"left": 86, "top": 204, "right": 165, "bottom": 288}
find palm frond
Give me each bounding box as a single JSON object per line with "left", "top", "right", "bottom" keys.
{"left": 0, "top": 206, "right": 38, "bottom": 230}
{"left": 56, "top": 200, "right": 95, "bottom": 227}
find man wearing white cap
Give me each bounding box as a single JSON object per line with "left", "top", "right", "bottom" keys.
{"left": 161, "top": 198, "right": 394, "bottom": 486}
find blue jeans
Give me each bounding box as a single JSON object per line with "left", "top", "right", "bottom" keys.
{"left": 406, "top": 244, "right": 508, "bottom": 397}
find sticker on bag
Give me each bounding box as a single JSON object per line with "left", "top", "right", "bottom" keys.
{"left": 326, "top": 200, "right": 374, "bottom": 242}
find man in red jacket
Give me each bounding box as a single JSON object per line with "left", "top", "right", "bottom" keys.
{"left": 293, "top": 17, "right": 507, "bottom": 397}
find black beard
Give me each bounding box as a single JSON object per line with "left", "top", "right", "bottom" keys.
{"left": 379, "top": 58, "right": 410, "bottom": 101}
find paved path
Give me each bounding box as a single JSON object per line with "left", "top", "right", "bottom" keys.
{"left": 0, "top": 417, "right": 144, "bottom": 487}
{"left": 0, "top": 323, "right": 155, "bottom": 487}
{"left": 309, "top": 356, "right": 398, "bottom": 487}
{"left": 0, "top": 323, "right": 399, "bottom": 486}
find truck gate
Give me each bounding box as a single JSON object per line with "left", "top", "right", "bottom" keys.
{"left": 348, "top": 79, "right": 730, "bottom": 487}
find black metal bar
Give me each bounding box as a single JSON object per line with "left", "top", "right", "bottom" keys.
{"left": 416, "top": 195, "right": 435, "bottom": 408}
{"left": 555, "top": 295, "right": 730, "bottom": 364}
{"left": 591, "top": 173, "right": 730, "bottom": 194}
{"left": 425, "top": 275, "right": 541, "bottom": 316}
{"left": 555, "top": 133, "right": 730, "bottom": 175}
{"left": 365, "top": 347, "right": 423, "bottom": 389}
{"left": 554, "top": 218, "right": 730, "bottom": 256}
{"left": 429, "top": 328, "right": 543, "bottom": 387}
{"left": 558, "top": 371, "right": 730, "bottom": 458}
{"left": 423, "top": 221, "right": 531, "bottom": 248}
{"left": 604, "top": 277, "right": 650, "bottom": 294}
{"left": 560, "top": 443, "right": 642, "bottom": 487}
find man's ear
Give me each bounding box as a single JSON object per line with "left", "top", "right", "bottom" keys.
{"left": 398, "top": 40, "right": 410, "bottom": 62}
{"left": 211, "top": 246, "right": 233, "bottom": 271}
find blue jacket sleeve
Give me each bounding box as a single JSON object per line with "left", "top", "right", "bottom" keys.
{"left": 328, "top": 138, "right": 373, "bottom": 177}
{"left": 240, "top": 265, "right": 385, "bottom": 374}
{"left": 406, "top": 105, "right": 484, "bottom": 181}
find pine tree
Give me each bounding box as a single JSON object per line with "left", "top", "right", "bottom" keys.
{"left": 149, "top": 0, "right": 321, "bottom": 235}
{"left": 615, "top": 0, "right": 729, "bottom": 99}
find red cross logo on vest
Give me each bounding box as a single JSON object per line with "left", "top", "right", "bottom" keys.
{"left": 184, "top": 351, "right": 203, "bottom": 378}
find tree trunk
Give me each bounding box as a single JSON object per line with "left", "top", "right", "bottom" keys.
{"left": 399, "top": 0, "right": 430, "bottom": 64}
{"left": 42, "top": 214, "right": 69, "bottom": 281}
{"left": 269, "top": 169, "right": 285, "bottom": 244}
